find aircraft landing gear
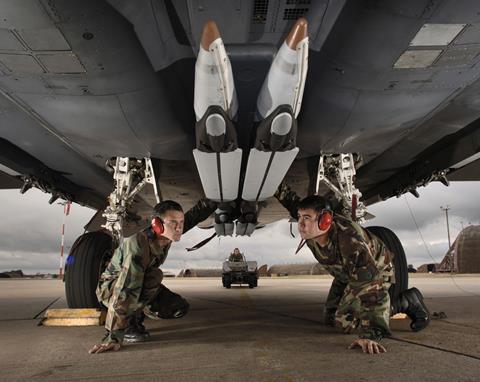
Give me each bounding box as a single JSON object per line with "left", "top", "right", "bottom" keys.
{"left": 102, "top": 157, "right": 160, "bottom": 243}
{"left": 65, "top": 157, "right": 160, "bottom": 308}
{"left": 316, "top": 153, "right": 366, "bottom": 221}
{"left": 64, "top": 231, "right": 113, "bottom": 308}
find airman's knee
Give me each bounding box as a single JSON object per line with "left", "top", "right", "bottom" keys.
{"left": 335, "top": 310, "right": 359, "bottom": 334}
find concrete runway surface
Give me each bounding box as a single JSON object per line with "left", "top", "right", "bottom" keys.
{"left": 0, "top": 274, "right": 479, "bottom": 381}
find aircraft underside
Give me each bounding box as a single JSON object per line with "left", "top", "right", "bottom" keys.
{"left": 1, "top": 0, "right": 480, "bottom": 231}
{"left": 2, "top": 0, "right": 480, "bottom": 308}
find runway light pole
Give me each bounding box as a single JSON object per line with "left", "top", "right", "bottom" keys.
{"left": 440, "top": 205, "right": 451, "bottom": 248}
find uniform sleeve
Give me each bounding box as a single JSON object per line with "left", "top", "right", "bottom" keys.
{"left": 183, "top": 199, "right": 217, "bottom": 233}
{"left": 274, "top": 182, "right": 301, "bottom": 219}
{"left": 104, "top": 237, "right": 146, "bottom": 340}
{"left": 347, "top": 237, "right": 391, "bottom": 340}
{"left": 325, "top": 277, "right": 348, "bottom": 311}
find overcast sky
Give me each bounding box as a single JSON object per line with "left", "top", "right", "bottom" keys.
{"left": 0, "top": 181, "right": 479, "bottom": 274}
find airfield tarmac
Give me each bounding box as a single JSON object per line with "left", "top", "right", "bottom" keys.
{"left": 0, "top": 275, "right": 479, "bottom": 382}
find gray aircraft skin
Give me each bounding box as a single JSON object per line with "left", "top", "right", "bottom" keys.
{"left": 1, "top": 0, "right": 480, "bottom": 227}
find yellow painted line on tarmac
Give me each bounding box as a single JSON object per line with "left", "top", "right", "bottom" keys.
{"left": 239, "top": 288, "right": 253, "bottom": 308}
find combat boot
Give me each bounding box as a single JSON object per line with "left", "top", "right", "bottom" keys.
{"left": 147, "top": 285, "right": 190, "bottom": 319}
{"left": 124, "top": 313, "right": 151, "bottom": 343}
{"left": 397, "top": 287, "right": 430, "bottom": 332}
{"left": 324, "top": 307, "right": 336, "bottom": 327}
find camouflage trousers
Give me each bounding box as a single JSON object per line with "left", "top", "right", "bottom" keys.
{"left": 97, "top": 267, "right": 165, "bottom": 328}
{"left": 326, "top": 277, "right": 392, "bottom": 338}
{"left": 97, "top": 267, "right": 189, "bottom": 329}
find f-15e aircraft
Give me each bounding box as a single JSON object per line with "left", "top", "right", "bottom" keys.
{"left": 1, "top": 0, "right": 479, "bottom": 307}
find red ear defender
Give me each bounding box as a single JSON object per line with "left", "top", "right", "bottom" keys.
{"left": 151, "top": 217, "right": 164, "bottom": 236}
{"left": 318, "top": 210, "right": 333, "bottom": 231}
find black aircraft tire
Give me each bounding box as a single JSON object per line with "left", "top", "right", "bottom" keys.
{"left": 248, "top": 274, "right": 256, "bottom": 289}
{"left": 65, "top": 231, "right": 113, "bottom": 308}
{"left": 365, "top": 226, "right": 408, "bottom": 301}
{"left": 223, "top": 274, "right": 231, "bottom": 289}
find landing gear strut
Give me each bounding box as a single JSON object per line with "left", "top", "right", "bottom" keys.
{"left": 65, "top": 157, "right": 160, "bottom": 308}
{"left": 316, "top": 153, "right": 366, "bottom": 222}
{"left": 102, "top": 157, "right": 160, "bottom": 243}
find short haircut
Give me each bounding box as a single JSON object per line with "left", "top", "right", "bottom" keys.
{"left": 152, "top": 200, "right": 183, "bottom": 218}
{"left": 297, "top": 195, "right": 331, "bottom": 214}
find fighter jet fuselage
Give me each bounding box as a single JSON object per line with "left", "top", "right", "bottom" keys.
{"left": 0, "top": 0, "right": 479, "bottom": 232}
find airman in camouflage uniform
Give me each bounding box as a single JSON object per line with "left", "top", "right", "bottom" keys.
{"left": 275, "top": 183, "right": 430, "bottom": 354}
{"left": 229, "top": 248, "right": 244, "bottom": 262}
{"left": 89, "top": 199, "right": 215, "bottom": 354}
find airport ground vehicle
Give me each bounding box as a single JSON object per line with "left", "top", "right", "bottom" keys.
{"left": 222, "top": 254, "right": 258, "bottom": 289}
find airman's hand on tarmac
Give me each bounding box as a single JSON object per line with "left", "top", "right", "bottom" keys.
{"left": 348, "top": 339, "right": 386, "bottom": 354}
{"left": 88, "top": 341, "right": 121, "bottom": 354}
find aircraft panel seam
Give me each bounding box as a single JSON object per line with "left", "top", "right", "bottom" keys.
{"left": 0, "top": 87, "right": 108, "bottom": 177}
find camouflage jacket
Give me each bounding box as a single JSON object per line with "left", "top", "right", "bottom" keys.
{"left": 305, "top": 216, "right": 394, "bottom": 286}
{"left": 98, "top": 199, "right": 215, "bottom": 339}
{"left": 274, "top": 183, "right": 393, "bottom": 281}
{"left": 228, "top": 253, "right": 244, "bottom": 262}
{"left": 98, "top": 231, "right": 169, "bottom": 334}
{"left": 306, "top": 216, "right": 394, "bottom": 339}
{"left": 275, "top": 184, "right": 394, "bottom": 338}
